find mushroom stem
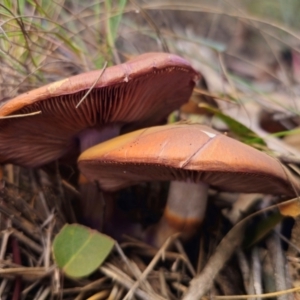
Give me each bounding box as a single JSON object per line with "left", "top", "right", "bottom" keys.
{"left": 146, "top": 180, "right": 208, "bottom": 247}
{"left": 78, "top": 123, "right": 121, "bottom": 230}
{"left": 78, "top": 123, "right": 122, "bottom": 152}
{"left": 79, "top": 175, "right": 143, "bottom": 237}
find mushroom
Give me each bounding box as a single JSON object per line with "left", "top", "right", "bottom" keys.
{"left": 78, "top": 123, "right": 300, "bottom": 246}
{"left": 0, "top": 53, "right": 199, "bottom": 166}
{"left": 0, "top": 53, "right": 199, "bottom": 230}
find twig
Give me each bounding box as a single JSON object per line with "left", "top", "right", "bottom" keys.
{"left": 100, "top": 264, "right": 160, "bottom": 300}
{"left": 266, "top": 228, "right": 289, "bottom": 300}
{"left": 183, "top": 216, "right": 247, "bottom": 300}
{"left": 60, "top": 277, "right": 107, "bottom": 295}
{"left": 251, "top": 247, "right": 262, "bottom": 300}
{"left": 0, "top": 111, "right": 41, "bottom": 119}
{"left": 123, "top": 233, "right": 179, "bottom": 300}
{"left": 76, "top": 61, "right": 107, "bottom": 108}
{"left": 21, "top": 266, "right": 55, "bottom": 296}
{"left": 115, "top": 242, "right": 153, "bottom": 293}
{"left": 174, "top": 239, "right": 196, "bottom": 276}
{"left": 0, "top": 227, "right": 12, "bottom": 261}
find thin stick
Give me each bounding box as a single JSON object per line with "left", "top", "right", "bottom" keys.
{"left": 213, "top": 286, "right": 300, "bottom": 299}
{"left": 76, "top": 62, "right": 108, "bottom": 108}
{"left": 11, "top": 229, "right": 43, "bottom": 254}
{"left": 115, "top": 242, "right": 155, "bottom": 294}
{"left": 0, "top": 111, "right": 41, "bottom": 119}
{"left": 123, "top": 233, "right": 179, "bottom": 300}
{"left": 0, "top": 228, "right": 12, "bottom": 261}
{"left": 174, "top": 239, "right": 196, "bottom": 277}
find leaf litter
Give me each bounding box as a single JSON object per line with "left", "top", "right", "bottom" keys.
{"left": 1, "top": 1, "right": 300, "bottom": 299}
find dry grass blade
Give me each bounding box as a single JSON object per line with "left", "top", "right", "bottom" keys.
{"left": 0, "top": 203, "right": 41, "bottom": 241}
{"left": 174, "top": 239, "right": 196, "bottom": 277}
{"left": 60, "top": 277, "right": 107, "bottom": 295}
{"left": 76, "top": 61, "right": 108, "bottom": 108}
{"left": 0, "top": 267, "right": 47, "bottom": 276}
{"left": 0, "top": 111, "right": 41, "bottom": 119}
{"left": 0, "top": 227, "right": 12, "bottom": 260}
{"left": 183, "top": 198, "right": 300, "bottom": 300}
{"left": 213, "top": 286, "right": 300, "bottom": 299}
{"left": 114, "top": 241, "right": 142, "bottom": 280}
{"left": 85, "top": 289, "right": 110, "bottom": 300}
{"left": 11, "top": 229, "right": 43, "bottom": 254}
{"left": 100, "top": 264, "right": 161, "bottom": 300}
{"left": 123, "top": 233, "right": 180, "bottom": 300}
{"left": 183, "top": 217, "right": 247, "bottom": 300}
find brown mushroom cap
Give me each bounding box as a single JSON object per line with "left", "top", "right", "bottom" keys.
{"left": 0, "top": 53, "right": 199, "bottom": 167}
{"left": 78, "top": 123, "right": 300, "bottom": 196}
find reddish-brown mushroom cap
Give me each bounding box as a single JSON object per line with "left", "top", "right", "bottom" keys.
{"left": 0, "top": 53, "right": 199, "bottom": 167}
{"left": 78, "top": 123, "right": 300, "bottom": 245}
{"left": 78, "top": 123, "right": 300, "bottom": 196}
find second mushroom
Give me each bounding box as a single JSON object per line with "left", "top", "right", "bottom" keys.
{"left": 78, "top": 123, "right": 300, "bottom": 246}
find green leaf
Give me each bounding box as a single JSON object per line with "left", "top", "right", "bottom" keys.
{"left": 199, "top": 104, "right": 267, "bottom": 147}
{"left": 53, "top": 224, "right": 115, "bottom": 278}
{"left": 244, "top": 198, "right": 300, "bottom": 248}
{"left": 243, "top": 210, "right": 283, "bottom": 248}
